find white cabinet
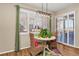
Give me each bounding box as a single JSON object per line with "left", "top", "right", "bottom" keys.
{"left": 56, "top": 11, "right": 75, "bottom": 47}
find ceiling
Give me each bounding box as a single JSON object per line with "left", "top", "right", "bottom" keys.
{"left": 26, "top": 3, "right": 73, "bottom": 12}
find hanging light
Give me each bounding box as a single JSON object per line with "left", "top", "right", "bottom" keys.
{"left": 42, "top": 3, "right": 44, "bottom": 29}
{"left": 36, "top": 3, "right": 50, "bottom": 30}
{"left": 45, "top": 3, "right": 48, "bottom": 29}
{"left": 37, "top": 3, "right": 50, "bottom": 15}
{"left": 42, "top": 3, "right": 48, "bottom": 29}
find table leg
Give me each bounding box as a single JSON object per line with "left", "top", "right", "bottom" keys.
{"left": 46, "top": 45, "right": 57, "bottom": 55}
{"left": 42, "top": 41, "right": 46, "bottom": 56}
{"left": 42, "top": 41, "right": 56, "bottom": 56}
{"left": 43, "top": 47, "right": 45, "bottom": 56}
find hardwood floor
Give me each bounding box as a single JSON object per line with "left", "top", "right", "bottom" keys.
{"left": 57, "top": 43, "right": 79, "bottom": 56}
{"left": 0, "top": 48, "right": 62, "bottom": 56}
{"left": 1, "top": 42, "right": 79, "bottom": 56}
{"left": 0, "top": 48, "right": 30, "bottom": 56}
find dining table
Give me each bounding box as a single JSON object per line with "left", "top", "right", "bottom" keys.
{"left": 34, "top": 35, "right": 56, "bottom": 56}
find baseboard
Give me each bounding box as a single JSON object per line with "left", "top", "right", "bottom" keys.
{"left": 0, "top": 46, "right": 30, "bottom": 55}
{"left": 0, "top": 50, "right": 14, "bottom": 55}
{"left": 20, "top": 46, "right": 30, "bottom": 50}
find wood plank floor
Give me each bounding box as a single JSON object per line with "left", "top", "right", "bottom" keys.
{"left": 0, "top": 48, "right": 31, "bottom": 56}
{"left": 0, "top": 48, "right": 61, "bottom": 56}
{"left": 57, "top": 43, "right": 79, "bottom": 56}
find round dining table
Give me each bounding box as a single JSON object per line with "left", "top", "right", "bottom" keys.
{"left": 34, "top": 36, "right": 56, "bottom": 56}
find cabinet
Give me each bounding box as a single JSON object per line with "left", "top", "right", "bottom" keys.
{"left": 56, "top": 11, "right": 75, "bottom": 47}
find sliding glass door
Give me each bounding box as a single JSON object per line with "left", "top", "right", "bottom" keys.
{"left": 57, "top": 11, "right": 75, "bottom": 46}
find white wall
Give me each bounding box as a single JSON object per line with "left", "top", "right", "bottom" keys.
{"left": 0, "top": 4, "right": 30, "bottom": 54}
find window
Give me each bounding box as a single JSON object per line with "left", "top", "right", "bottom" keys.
{"left": 19, "top": 8, "right": 51, "bottom": 34}
{"left": 29, "top": 11, "right": 50, "bottom": 32}
{"left": 19, "top": 8, "right": 29, "bottom": 34}
{"left": 56, "top": 11, "right": 75, "bottom": 46}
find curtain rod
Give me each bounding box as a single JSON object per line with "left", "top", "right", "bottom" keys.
{"left": 15, "top": 5, "right": 51, "bottom": 16}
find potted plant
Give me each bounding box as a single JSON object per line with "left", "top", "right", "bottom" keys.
{"left": 39, "top": 29, "right": 52, "bottom": 38}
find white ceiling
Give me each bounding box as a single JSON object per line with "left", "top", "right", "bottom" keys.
{"left": 26, "top": 3, "right": 73, "bottom": 12}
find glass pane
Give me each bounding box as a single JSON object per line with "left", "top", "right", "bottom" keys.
{"left": 69, "top": 13, "right": 74, "bottom": 45}
{"left": 60, "top": 32, "right": 64, "bottom": 42}
{"left": 64, "top": 20, "right": 68, "bottom": 43}
{"left": 69, "top": 31, "right": 74, "bottom": 45}
{"left": 57, "top": 32, "right": 60, "bottom": 42}
{"left": 19, "top": 9, "right": 28, "bottom": 33}
{"left": 64, "top": 31, "right": 67, "bottom": 43}
{"left": 57, "top": 18, "right": 64, "bottom": 42}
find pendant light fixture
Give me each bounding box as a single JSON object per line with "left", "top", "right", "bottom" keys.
{"left": 41, "top": 3, "right": 43, "bottom": 29}
{"left": 41, "top": 3, "right": 48, "bottom": 29}
{"left": 45, "top": 3, "right": 48, "bottom": 29}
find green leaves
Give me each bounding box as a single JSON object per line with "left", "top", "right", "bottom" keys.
{"left": 39, "top": 29, "right": 52, "bottom": 38}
